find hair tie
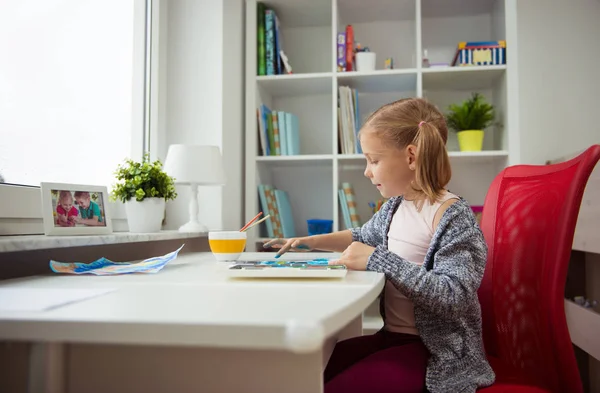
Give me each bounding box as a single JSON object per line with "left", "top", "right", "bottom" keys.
{"left": 418, "top": 121, "right": 426, "bottom": 128}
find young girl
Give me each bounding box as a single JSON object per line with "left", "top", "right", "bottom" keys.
{"left": 264, "top": 98, "right": 495, "bottom": 393}
{"left": 55, "top": 190, "right": 79, "bottom": 227}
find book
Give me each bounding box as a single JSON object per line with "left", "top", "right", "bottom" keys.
{"left": 257, "top": 2, "right": 266, "bottom": 75}
{"left": 274, "top": 189, "right": 296, "bottom": 237}
{"left": 337, "top": 32, "right": 346, "bottom": 72}
{"left": 265, "top": 9, "right": 275, "bottom": 75}
{"left": 257, "top": 185, "right": 274, "bottom": 237}
{"left": 278, "top": 111, "right": 288, "bottom": 155}
{"left": 272, "top": 111, "right": 281, "bottom": 155}
{"left": 342, "top": 182, "right": 361, "bottom": 227}
{"left": 285, "top": 112, "right": 300, "bottom": 155}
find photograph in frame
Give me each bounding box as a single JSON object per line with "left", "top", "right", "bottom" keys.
{"left": 40, "top": 182, "right": 113, "bottom": 236}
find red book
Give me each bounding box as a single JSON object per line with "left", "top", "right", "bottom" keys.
{"left": 345, "top": 25, "right": 354, "bottom": 71}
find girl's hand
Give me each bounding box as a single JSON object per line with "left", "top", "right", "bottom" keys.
{"left": 329, "top": 241, "right": 375, "bottom": 271}
{"left": 263, "top": 237, "right": 314, "bottom": 258}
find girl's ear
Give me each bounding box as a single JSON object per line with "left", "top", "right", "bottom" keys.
{"left": 406, "top": 144, "right": 417, "bottom": 170}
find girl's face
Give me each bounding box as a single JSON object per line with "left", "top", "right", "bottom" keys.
{"left": 360, "top": 130, "right": 416, "bottom": 199}
{"left": 59, "top": 197, "right": 73, "bottom": 212}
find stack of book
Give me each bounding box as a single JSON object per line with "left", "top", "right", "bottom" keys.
{"left": 257, "top": 105, "right": 300, "bottom": 156}
{"left": 338, "top": 86, "right": 361, "bottom": 154}
{"left": 256, "top": 3, "right": 291, "bottom": 76}
{"left": 258, "top": 184, "right": 296, "bottom": 238}
{"left": 338, "top": 182, "right": 361, "bottom": 229}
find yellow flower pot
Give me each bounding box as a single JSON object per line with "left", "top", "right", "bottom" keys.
{"left": 457, "top": 130, "right": 484, "bottom": 152}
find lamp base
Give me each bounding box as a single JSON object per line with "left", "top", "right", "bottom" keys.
{"left": 178, "top": 221, "right": 208, "bottom": 233}
{"left": 179, "top": 183, "right": 208, "bottom": 233}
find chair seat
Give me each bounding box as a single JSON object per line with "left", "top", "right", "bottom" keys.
{"left": 477, "top": 356, "right": 551, "bottom": 393}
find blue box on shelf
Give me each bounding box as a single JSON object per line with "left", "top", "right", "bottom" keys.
{"left": 307, "top": 219, "right": 333, "bottom": 236}
{"left": 452, "top": 41, "right": 506, "bottom": 66}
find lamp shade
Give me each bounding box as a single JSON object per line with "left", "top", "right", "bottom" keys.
{"left": 163, "top": 144, "right": 226, "bottom": 185}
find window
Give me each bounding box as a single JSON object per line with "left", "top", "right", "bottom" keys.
{"left": 0, "top": 0, "right": 145, "bottom": 188}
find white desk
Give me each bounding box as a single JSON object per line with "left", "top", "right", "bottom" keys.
{"left": 0, "top": 252, "right": 384, "bottom": 393}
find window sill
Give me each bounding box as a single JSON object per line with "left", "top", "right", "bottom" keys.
{"left": 0, "top": 230, "right": 207, "bottom": 253}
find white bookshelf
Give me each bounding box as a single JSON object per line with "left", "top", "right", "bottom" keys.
{"left": 245, "top": 0, "right": 518, "bottom": 247}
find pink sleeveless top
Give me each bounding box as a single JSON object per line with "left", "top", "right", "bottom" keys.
{"left": 384, "top": 191, "right": 459, "bottom": 335}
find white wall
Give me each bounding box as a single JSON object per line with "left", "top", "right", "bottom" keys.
{"left": 517, "top": 0, "right": 600, "bottom": 164}
{"left": 221, "top": 0, "right": 245, "bottom": 232}
{"left": 161, "top": 0, "right": 244, "bottom": 231}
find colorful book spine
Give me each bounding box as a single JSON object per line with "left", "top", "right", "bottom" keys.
{"left": 257, "top": 2, "right": 266, "bottom": 75}
{"left": 274, "top": 189, "right": 296, "bottom": 238}
{"left": 260, "top": 104, "right": 271, "bottom": 156}
{"left": 277, "top": 111, "right": 288, "bottom": 155}
{"left": 257, "top": 108, "right": 267, "bottom": 156}
{"left": 353, "top": 88, "right": 361, "bottom": 154}
{"left": 285, "top": 112, "right": 300, "bottom": 155}
{"left": 338, "top": 189, "right": 351, "bottom": 229}
{"left": 258, "top": 185, "right": 274, "bottom": 237}
{"left": 274, "top": 13, "right": 283, "bottom": 75}
{"left": 266, "top": 112, "right": 275, "bottom": 155}
{"left": 345, "top": 25, "right": 354, "bottom": 71}
{"left": 342, "top": 182, "right": 361, "bottom": 227}
{"left": 272, "top": 111, "right": 281, "bottom": 155}
{"left": 263, "top": 185, "right": 283, "bottom": 238}
{"left": 265, "top": 10, "right": 275, "bottom": 75}
{"left": 337, "top": 32, "right": 346, "bottom": 72}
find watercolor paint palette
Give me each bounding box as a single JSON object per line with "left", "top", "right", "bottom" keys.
{"left": 227, "top": 258, "right": 347, "bottom": 278}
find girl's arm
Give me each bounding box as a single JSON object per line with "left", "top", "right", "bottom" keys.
{"left": 268, "top": 197, "right": 397, "bottom": 257}
{"left": 268, "top": 230, "right": 353, "bottom": 256}
{"left": 305, "top": 230, "right": 353, "bottom": 252}
{"left": 367, "top": 203, "right": 487, "bottom": 317}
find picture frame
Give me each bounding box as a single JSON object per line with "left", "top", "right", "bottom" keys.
{"left": 40, "top": 182, "right": 113, "bottom": 236}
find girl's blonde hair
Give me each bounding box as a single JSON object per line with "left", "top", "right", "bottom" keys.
{"left": 58, "top": 190, "right": 73, "bottom": 203}
{"left": 362, "top": 97, "right": 451, "bottom": 204}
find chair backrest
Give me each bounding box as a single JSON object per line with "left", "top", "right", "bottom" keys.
{"left": 478, "top": 145, "right": 600, "bottom": 393}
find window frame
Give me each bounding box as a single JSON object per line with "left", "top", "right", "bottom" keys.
{"left": 0, "top": 0, "right": 158, "bottom": 236}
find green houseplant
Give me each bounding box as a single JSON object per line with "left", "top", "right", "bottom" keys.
{"left": 446, "top": 93, "right": 496, "bottom": 152}
{"left": 111, "top": 154, "right": 177, "bottom": 233}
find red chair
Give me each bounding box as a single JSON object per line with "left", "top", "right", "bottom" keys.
{"left": 477, "top": 145, "right": 600, "bottom": 393}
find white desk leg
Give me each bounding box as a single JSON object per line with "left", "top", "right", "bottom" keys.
{"left": 322, "top": 315, "right": 363, "bottom": 370}
{"left": 336, "top": 315, "right": 362, "bottom": 341}
{"left": 28, "top": 342, "right": 65, "bottom": 393}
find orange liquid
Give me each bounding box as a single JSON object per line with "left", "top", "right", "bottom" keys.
{"left": 209, "top": 239, "right": 246, "bottom": 253}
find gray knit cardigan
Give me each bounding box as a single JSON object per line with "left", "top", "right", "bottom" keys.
{"left": 351, "top": 196, "right": 495, "bottom": 393}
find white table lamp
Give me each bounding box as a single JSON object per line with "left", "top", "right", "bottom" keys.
{"left": 163, "top": 144, "right": 226, "bottom": 232}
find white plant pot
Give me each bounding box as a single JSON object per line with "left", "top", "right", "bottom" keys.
{"left": 355, "top": 52, "right": 376, "bottom": 71}
{"left": 125, "top": 198, "right": 165, "bottom": 233}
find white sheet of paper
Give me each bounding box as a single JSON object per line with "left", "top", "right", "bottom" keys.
{"left": 0, "top": 288, "right": 116, "bottom": 312}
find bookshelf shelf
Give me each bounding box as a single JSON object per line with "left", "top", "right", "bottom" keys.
{"left": 246, "top": 0, "right": 518, "bottom": 248}
{"left": 257, "top": 73, "right": 333, "bottom": 96}
{"left": 337, "top": 69, "right": 418, "bottom": 93}
{"left": 422, "top": 65, "right": 507, "bottom": 91}
{"left": 256, "top": 154, "right": 334, "bottom": 162}
{"left": 256, "top": 154, "right": 334, "bottom": 168}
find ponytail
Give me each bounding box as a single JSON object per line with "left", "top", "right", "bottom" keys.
{"left": 412, "top": 122, "right": 451, "bottom": 204}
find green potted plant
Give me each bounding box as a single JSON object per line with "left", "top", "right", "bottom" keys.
{"left": 446, "top": 92, "right": 496, "bottom": 152}
{"left": 111, "top": 154, "right": 177, "bottom": 233}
